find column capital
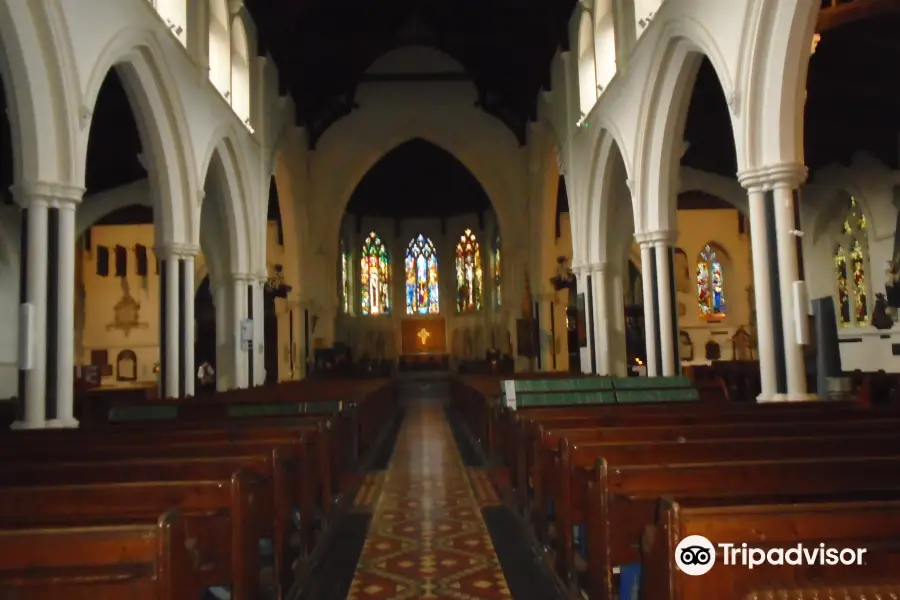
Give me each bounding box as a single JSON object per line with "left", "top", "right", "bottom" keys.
{"left": 737, "top": 162, "right": 807, "bottom": 191}
{"left": 634, "top": 230, "right": 675, "bottom": 246}
{"left": 155, "top": 242, "right": 201, "bottom": 259}
{"left": 231, "top": 272, "right": 257, "bottom": 285}
{"left": 11, "top": 181, "right": 85, "bottom": 207}
{"left": 587, "top": 261, "right": 608, "bottom": 274}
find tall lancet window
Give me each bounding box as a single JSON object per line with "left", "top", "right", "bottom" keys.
{"left": 360, "top": 232, "right": 390, "bottom": 316}
{"left": 405, "top": 235, "right": 440, "bottom": 315}
{"left": 340, "top": 239, "right": 350, "bottom": 314}
{"left": 697, "top": 244, "right": 726, "bottom": 318}
{"left": 493, "top": 230, "right": 501, "bottom": 308}
{"left": 456, "top": 228, "right": 483, "bottom": 312}
{"left": 835, "top": 196, "right": 869, "bottom": 326}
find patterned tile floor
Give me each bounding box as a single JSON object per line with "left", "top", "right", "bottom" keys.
{"left": 346, "top": 401, "right": 512, "bottom": 599}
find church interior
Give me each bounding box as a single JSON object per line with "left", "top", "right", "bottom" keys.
{"left": 1, "top": 0, "right": 900, "bottom": 598}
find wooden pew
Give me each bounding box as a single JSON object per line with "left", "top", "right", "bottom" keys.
{"left": 0, "top": 510, "right": 191, "bottom": 600}
{"left": 522, "top": 409, "right": 896, "bottom": 519}
{"left": 642, "top": 498, "right": 900, "bottom": 599}
{"left": 554, "top": 433, "right": 900, "bottom": 588}
{"left": 0, "top": 474, "right": 259, "bottom": 599}
{"left": 0, "top": 453, "right": 296, "bottom": 600}
{"left": 582, "top": 455, "right": 900, "bottom": 600}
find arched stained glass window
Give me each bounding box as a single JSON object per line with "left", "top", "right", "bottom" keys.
{"left": 340, "top": 239, "right": 350, "bottom": 314}
{"left": 697, "top": 244, "right": 726, "bottom": 318}
{"left": 456, "top": 229, "right": 483, "bottom": 312}
{"left": 835, "top": 197, "right": 868, "bottom": 326}
{"left": 360, "top": 232, "right": 390, "bottom": 316}
{"left": 494, "top": 231, "right": 501, "bottom": 308}
{"left": 405, "top": 235, "right": 440, "bottom": 315}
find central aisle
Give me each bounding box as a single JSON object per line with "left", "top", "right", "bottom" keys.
{"left": 346, "top": 400, "right": 512, "bottom": 599}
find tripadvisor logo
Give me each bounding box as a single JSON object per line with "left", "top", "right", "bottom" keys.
{"left": 674, "top": 535, "right": 867, "bottom": 576}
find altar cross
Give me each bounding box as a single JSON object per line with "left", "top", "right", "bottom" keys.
{"left": 417, "top": 328, "right": 431, "bottom": 345}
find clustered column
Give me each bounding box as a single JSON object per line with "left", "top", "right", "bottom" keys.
{"left": 572, "top": 265, "right": 594, "bottom": 374}
{"left": 14, "top": 183, "right": 85, "bottom": 429}
{"left": 157, "top": 243, "right": 200, "bottom": 399}
{"left": 635, "top": 231, "right": 679, "bottom": 377}
{"left": 738, "top": 164, "right": 812, "bottom": 402}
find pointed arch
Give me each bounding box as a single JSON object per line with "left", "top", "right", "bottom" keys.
{"left": 360, "top": 232, "right": 391, "bottom": 316}
{"left": 208, "top": 0, "right": 231, "bottom": 99}
{"left": 456, "top": 229, "right": 483, "bottom": 312}
{"left": 199, "top": 140, "right": 250, "bottom": 279}
{"left": 80, "top": 28, "right": 192, "bottom": 245}
{"left": 405, "top": 235, "right": 440, "bottom": 315}
{"left": 231, "top": 16, "right": 251, "bottom": 125}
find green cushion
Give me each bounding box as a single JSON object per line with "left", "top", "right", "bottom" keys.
{"left": 109, "top": 405, "right": 178, "bottom": 421}
{"left": 517, "top": 390, "right": 615, "bottom": 407}
{"left": 612, "top": 376, "right": 691, "bottom": 389}
{"left": 615, "top": 388, "right": 700, "bottom": 403}
{"left": 228, "top": 401, "right": 342, "bottom": 417}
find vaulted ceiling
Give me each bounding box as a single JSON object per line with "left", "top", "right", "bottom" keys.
{"left": 245, "top": 0, "right": 576, "bottom": 148}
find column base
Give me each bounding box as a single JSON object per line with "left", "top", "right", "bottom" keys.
{"left": 756, "top": 393, "right": 821, "bottom": 403}
{"left": 10, "top": 420, "right": 45, "bottom": 430}
{"left": 45, "top": 418, "right": 80, "bottom": 429}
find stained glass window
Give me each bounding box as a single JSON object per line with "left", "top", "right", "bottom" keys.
{"left": 405, "top": 235, "right": 440, "bottom": 315}
{"left": 697, "top": 244, "right": 726, "bottom": 317}
{"left": 456, "top": 229, "right": 483, "bottom": 312}
{"left": 835, "top": 197, "right": 868, "bottom": 326}
{"left": 360, "top": 232, "right": 391, "bottom": 316}
{"left": 493, "top": 231, "right": 501, "bottom": 308}
{"left": 340, "top": 240, "right": 350, "bottom": 314}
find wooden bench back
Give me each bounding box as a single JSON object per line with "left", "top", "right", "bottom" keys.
{"left": 0, "top": 510, "right": 190, "bottom": 600}
{"left": 643, "top": 499, "right": 900, "bottom": 600}
{"left": 0, "top": 475, "right": 259, "bottom": 598}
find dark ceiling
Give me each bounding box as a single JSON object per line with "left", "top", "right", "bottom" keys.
{"left": 683, "top": 7, "right": 900, "bottom": 178}
{"left": 345, "top": 138, "right": 491, "bottom": 218}
{"left": 2, "top": 3, "right": 897, "bottom": 217}
{"left": 244, "top": 0, "right": 576, "bottom": 148}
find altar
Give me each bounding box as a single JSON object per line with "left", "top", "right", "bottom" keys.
{"left": 401, "top": 317, "right": 447, "bottom": 355}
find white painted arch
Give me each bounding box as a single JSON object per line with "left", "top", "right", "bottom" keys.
{"left": 79, "top": 24, "right": 192, "bottom": 246}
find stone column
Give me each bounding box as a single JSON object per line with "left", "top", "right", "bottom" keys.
{"left": 181, "top": 247, "right": 199, "bottom": 397}
{"left": 18, "top": 193, "right": 49, "bottom": 428}
{"left": 155, "top": 246, "right": 182, "bottom": 400}
{"left": 590, "top": 262, "right": 612, "bottom": 375}
{"left": 771, "top": 171, "right": 812, "bottom": 400}
{"left": 51, "top": 194, "right": 82, "bottom": 427}
{"left": 652, "top": 233, "right": 679, "bottom": 376}
{"left": 13, "top": 183, "right": 85, "bottom": 430}
{"left": 738, "top": 164, "right": 814, "bottom": 401}
{"left": 637, "top": 240, "right": 658, "bottom": 376}
{"left": 740, "top": 180, "right": 778, "bottom": 401}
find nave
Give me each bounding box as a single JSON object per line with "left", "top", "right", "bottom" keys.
{"left": 301, "top": 385, "right": 568, "bottom": 600}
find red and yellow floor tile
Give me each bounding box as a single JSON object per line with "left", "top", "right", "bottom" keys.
{"left": 346, "top": 402, "right": 511, "bottom": 599}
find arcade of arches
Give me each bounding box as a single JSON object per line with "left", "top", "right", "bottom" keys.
{"left": 3, "top": 0, "right": 900, "bottom": 598}
{"left": 0, "top": 0, "right": 899, "bottom": 419}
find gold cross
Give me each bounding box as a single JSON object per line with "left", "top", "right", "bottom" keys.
{"left": 417, "top": 328, "right": 431, "bottom": 344}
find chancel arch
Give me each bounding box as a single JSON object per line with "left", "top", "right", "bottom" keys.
{"left": 405, "top": 235, "right": 439, "bottom": 315}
